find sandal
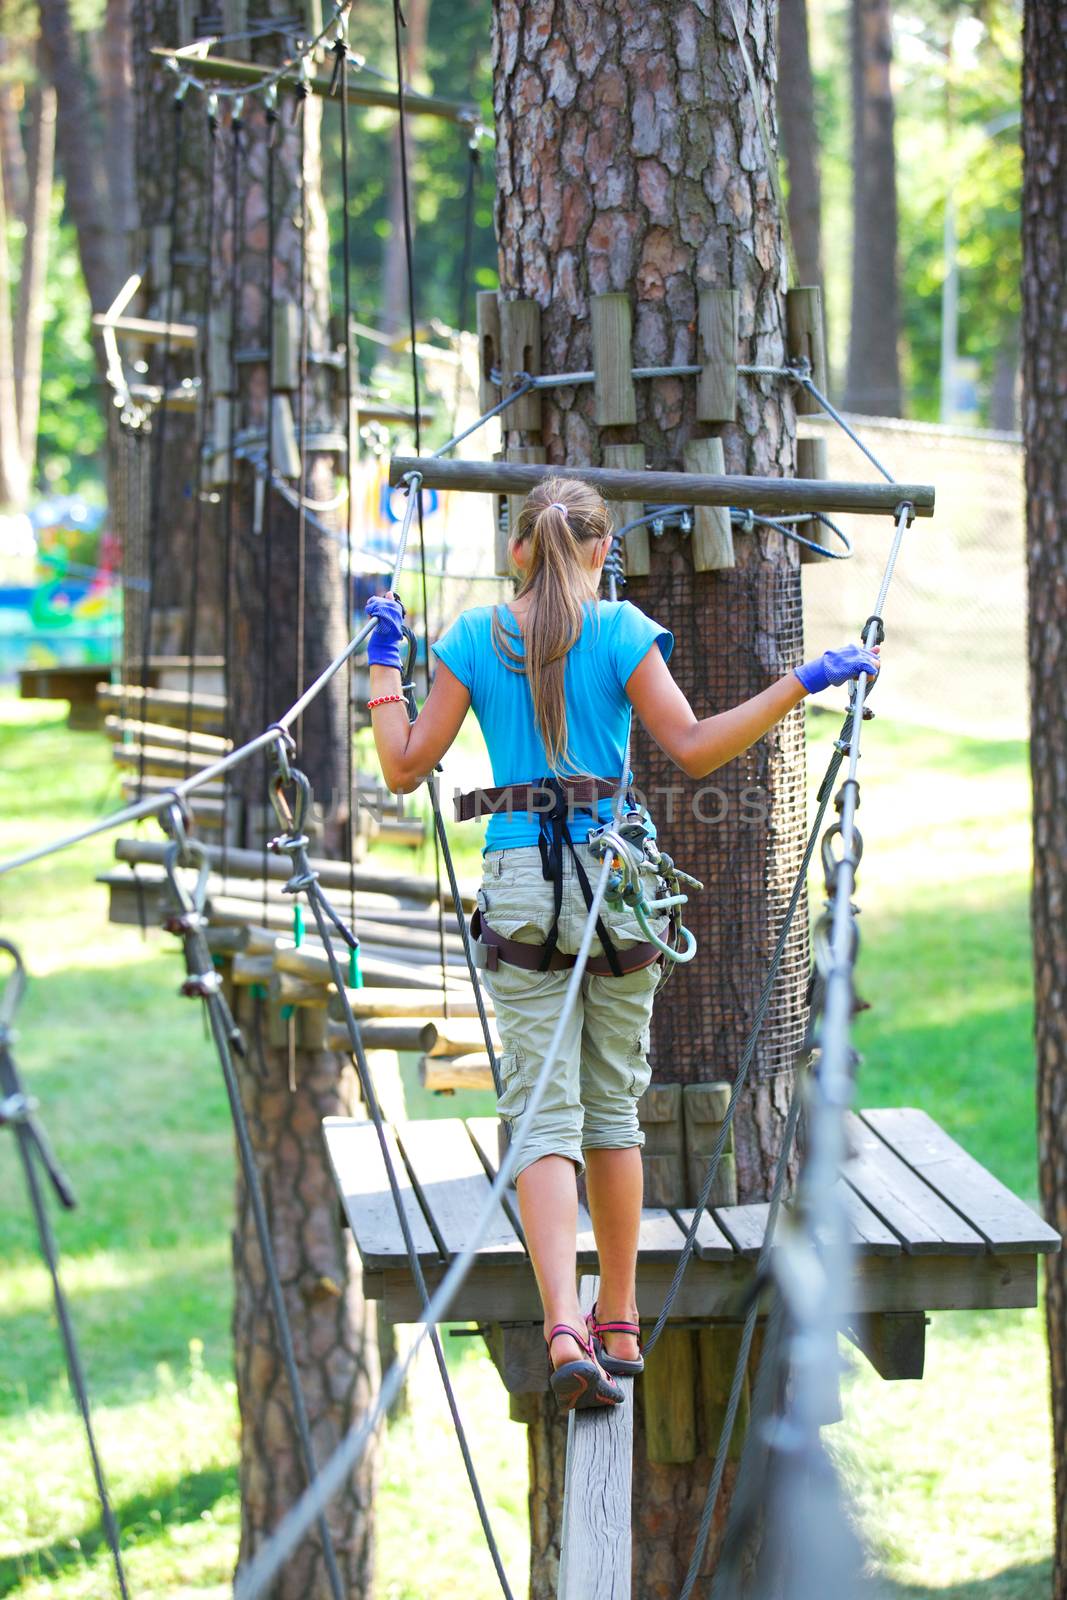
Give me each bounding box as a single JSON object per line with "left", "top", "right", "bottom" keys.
{"left": 586, "top": 1303, "right": 645, "bottom": 1377}
{"left": 546, "top": 1323, "right": 625, "bottom": 1413}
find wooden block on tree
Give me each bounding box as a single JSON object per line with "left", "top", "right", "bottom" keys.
{"left": 591, "top": 293, "right": 637, "bottom": 426}
{"left": 207, "top": 397, "right": 233, "bottom": 487}
{"left": 683, "top": 1080, "right": 738, "bottom": 1208}
{"left": 271, "top": 303, "right": 300, "bottom": 390}
{"left": 504, "top": 445, "right": 546, "bottom": 574}
{"left": 297, "top": 1004, "right": 329, "bottom": 1052}
{"left": 208, "top": 307, "right": 233, "bottom": 395}
{"left": 696, "top": 288, "right": 739, "bottom": 422}
{"left": 221, "top": 0, "right": 249, "bottom": 57}
{"left": 643, "top": 1326, "right": 697, "bottom": 1463}
{"left": 843, "top": 1312, "right": 927, "bottom": 1380}
{"left": 797, "top": 435, "right": 834, "bottom": 564}
{"left": 271, "top": 394, "right": 302, "bottom": 479}
{"left": 786, "top": 286, "right": 828, "bottom": 416}
{"left": 498, "top": 298, "right": 542, "bottom": 432}
{"left": 483, "top": 1322, "right": 547, "bottom": 1394}
{"left": 148, "top": 224, "right": 171, "bottom": 295}
{"left": 637, "top": 1083, "right": 685, "bottom": 1206}
{"left": 476, "top": 290, "right": 502, "bottom": 413}
{"left": 604, "top": 442, "right": 649, "bottom": 577}
{"left": 683, "top": 438, "right": 734, "bottom": 570}
{"left": 699, "top": 1325, "right": 749, "bottom": 1460}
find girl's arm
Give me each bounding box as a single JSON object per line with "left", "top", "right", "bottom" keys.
{"left": 368, "top": 660, "right": 471, "bottom": 793}
{"left": 624, "top": 646, "right": 813, "bottom": 779}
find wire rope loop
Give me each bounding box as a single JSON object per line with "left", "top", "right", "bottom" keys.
{"left": 0, "top": 939, "right": 27, "bottom": 1038}
{"left": 819, "top": 819, "right": 863, "bottom": 900}
{"left": 160, "top": 793, "right": 196, "bottom": 860}
{"left": 161, "top": 836, "right": 212, "bottom": 922}
{"left": 266, "top": 721, "right": 297, "bottom": 783}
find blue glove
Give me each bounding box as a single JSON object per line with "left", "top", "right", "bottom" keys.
{"left": 794, "top": 643, "right": 880, "bottom": 695}
{"left": 365, "top": 593, "right": 407, "bottom": 671}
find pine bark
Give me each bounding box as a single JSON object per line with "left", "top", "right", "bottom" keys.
{"left": 1024, "top": 2, "right": 1067, "bottom": 1595}
{"left": 14, "top": 72, "right": 56, "bottom": 468}
{"left": 778, "top": 0, "right": 824, "bottom": 291}
{"left": 381, "top": 0, "right": 430, "bottom": 339}
{"left": 492, "top": 2, "right": 807, "bottom": 1592}
{"left": 844, "top": 0, "right": 902, "bottom": 416}
{"left": 37, "top": 0, "right": 123, "bottom": 311}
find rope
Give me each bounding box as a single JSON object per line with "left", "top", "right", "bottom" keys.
{"left": 137, "top": 87, "right": 187, "bottom": 810}
{"left": 294, "top": 73, "right": 311, "bottom": 732}
{"left": 392, "top": 0, "right": 450, "bottom": 1002}
{"left": 262, "top": 92, "right": 279, "bottom": 925}
{"left": 158, "top": 839, "right": 346, "bottom": 1600}
{"left": 262, "top": 778, "right": 515, "bottom": 1599}
{"left": 182, "top": 99, "right": 219, "bottom": 781}
{"left": 334, "top": 34, "right": 359, "bottom": 945}
{"left": 0, "top": 943, "right": 130, "bottom": 1600}
{"left": 221, "top": 103, "right": 243, "bottom": 881}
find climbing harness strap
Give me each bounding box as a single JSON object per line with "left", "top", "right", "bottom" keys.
{"left": 468, "top": 906, "right": 660, "bottom": 977}
{"left": 453, "top": 774, "right": 617, "bottom": 822}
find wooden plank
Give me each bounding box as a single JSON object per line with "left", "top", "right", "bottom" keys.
{"left": 696, "top": 288, "right": 739, "bottom": 421}
{"left": 682, "top": 1081, "right": 737, "bottom": 1207}
{"left": 323, "top": 1118, "right": 439, "bottom": 1269}
{"left": 389, "top": 454, "right": 937, "bottom": 518}
{"left": 714, "top": 1203, "right": 768, "bottom": 1258}
{"left": 476, "top": 290, "right": 501, "bottom": 412}
{"left": 861, "top": 1107, "right": 1062, "bottom": 1255}
{"left": 96, "top": 683, "right": 226, "bottom": 732}
{"left": 325, "top": 1018, "right": 438, "bottom": 1054}
{"left": 671, "top": 1208, "right": 736, "bottom": 1263}
{"left": 843, "top": 1312, "right": 927, "bottom": 1380}
{"left": 465, "top": 1116, "right": 599, "bottom": 1266}
{"left": 842, "top": 1110, "right": 985, "bottom": 1256}
{"left": 422, "top": 1052, "right": 496, "bottom": 1092}
{"left": 591, "top": 293, "right": 637, "bottom": 425}
{"left": 371, "top": 1249, "right": 1039, "bottom": 1325}
{"left": 839, "top": 1185, "right": 901, "bottom": 1256}
{"left": 272, "top": 302, "right": 300, "bottom": 390}
{"left": 643, "top": 1327, "right": 697, "bottom": 1462}
{"left": 91, "top": 311, "right": 198, "bottom": 347}
{"left": 699, "top": 1325, "right": 749, "bottom": 1460}
{"left": 504, "top": 445, "right": 546, "bottom": 574}
{"left": 604, "top": 442, "right": 650, "bottom": 577}
{"left": 797, "top": 435, "right": 835, "bottom": 564}
{"left": 786, "top": 286, "right": 828, "bottom": 416}
{"left": 498, "top": 299, "right": 542, "bottom": 432}
{"left": 635, "top": 1209, "right": 690, "bottom": 1263}
{"left": 638, "top": 1081, "right": 684, "bottom": 1206}
{"left": 684, "top": 438, "right": 734, "bottom": 570}
{"left": 558, "top": 1277, "right": 633, "bottom": 1600}
{"left": 396, "top": 1118, "right": 526, "bottom": 1266}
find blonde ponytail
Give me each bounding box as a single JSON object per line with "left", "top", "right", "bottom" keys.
{"left": 491, "top": 476, "right": 613, "bottom": 774}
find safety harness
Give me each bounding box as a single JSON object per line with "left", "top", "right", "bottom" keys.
{"left": 456, "top": 775, "right": 695, "bottom": 979}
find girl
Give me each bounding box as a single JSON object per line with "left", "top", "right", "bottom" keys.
{"left": 365, "top": 476, "right": 879, "bottom": 1413}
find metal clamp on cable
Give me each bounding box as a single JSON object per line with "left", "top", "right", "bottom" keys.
{"left": 0, "top": 1091, "right": 35, "bottom": 1127}
{"left": 588, "top": 808, "right": 702, "bottom": 970}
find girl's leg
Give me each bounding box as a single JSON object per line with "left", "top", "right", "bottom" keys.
{"left": 583, "top": 1147, "right": 643, "bottom": 1363}
{"left": 515, "top": 1154, "right": 590, "bottom": 1369}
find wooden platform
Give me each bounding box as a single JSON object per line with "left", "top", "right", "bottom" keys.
{"left": 325, "top": 1107, "right": 1060, "bottom": 1340}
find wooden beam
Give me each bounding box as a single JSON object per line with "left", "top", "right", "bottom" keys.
{"left": 684, "top": 437, "right": 734, "bottom": 570}
{"left": 643, "top": 1327, "right": 698, "bottom": 1462}
{"left": 388, "top": 455, "right": 936, "bottom": 518}
{"left": 476, "top": 291, "right": 501, "bottom": 413}
{"left": 149, "top": 49, "right": 479, "bottom": 122}
{"left": 842, "top": 1312, "right": 927, "bottom": 1380}
{"left": 696, "top": 288, "right": 739, "bottom": 422}
{"left": 604, "top": 442, "right": 650, "bottom": 577}
{"left": 92, "top": 312, "right": 198, "bottom": 347}
{"left": 787, "top": 286, "right": 829, "bottom": 416}
{"left": 558, "top": 1277, "right": 633, "bottom": 1600}
{"left": 498, "top": 299, "right": 542, "bottom": 432}
{"left": 591, "top": 293, "right": 637, "bottom": 426}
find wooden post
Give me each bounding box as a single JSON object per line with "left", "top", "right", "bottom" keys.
{"left": 797, "top": 436, "right": 835, "bottom": 564}
{"left": 604, "top": 443, "right": 650, "bottom": 577}
{"left": 696, "top": 288, "right": 739, "bottom": 422}
{"left": 637, "top": 1083, "right": 685, "bottom": 1205}
{"left": 699, "top": 1326, "right": 750, "bottom": 1460}
{"left": 683, "top": 1082, "right": 738, "bottom": 1207}
{"left": 591, "top": 294, "right": 637, "bottom": 426}
{"left": 498, "top": 298, "right": 542, "bottom": 432}
{"left": 558, "top": 1277, "right": 633, "bottom": 1600}
{"left": 476, "top": 290, "right": 502, "bottom": 414}
{"left": 786, "top": 286, "right": 828, "bottom": 416}
{"left": 272, "top": 303, "right": 301, "bottom": 390}
{"left": 683, "top": 438, "right": 735, "bottom": 571}
{"left": 642, "top": 1328, "right": 698, "bottom": 1463}
{"left": 503, "top": 444, "right": 546, "bottom": 575}
{"left": 271, "top": 395, "right": 302, "bottom": 479}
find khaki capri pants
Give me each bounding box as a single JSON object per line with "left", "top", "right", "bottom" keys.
{"left": 478, "top": 841, "right": 666, "bottom": 1182}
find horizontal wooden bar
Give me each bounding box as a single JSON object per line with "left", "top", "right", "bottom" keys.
{"left": 92, "top": 312, "right": 198, "bottom": 347}
{"left": 389, "top": 455, "right": 935, "bottom": 519}
{"left": 151, "top": 49, "right": 478, "bottom": 123}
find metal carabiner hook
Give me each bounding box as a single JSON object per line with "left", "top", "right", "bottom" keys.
{"left": 270, "top": 765, "right": 313, "bottom": 841}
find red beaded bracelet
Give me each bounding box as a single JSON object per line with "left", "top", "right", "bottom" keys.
{"left": 367, "top": 692, "right": 406, "bottom": 710}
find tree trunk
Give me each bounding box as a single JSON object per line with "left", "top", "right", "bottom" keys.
{"left": 126, "top": 6, "right": 378, "bottom": 1591}
{"left": 492, "top": 2, "right": 807, "bottom": 1592}
{"left": 0, "top": 138, "right": 26, "bottom": 506}
{"left": 381, "top": 0, "right": 429, "bottom": 339}
{"left": 0, "top": 42, "right": 29, "bottom": 227}
{"left": 778, "top": 0, "right": 824, "bottom": 292}
{"left": 844, "top": 0, "right": 902, "bottom": 416}
{"left": 14, "top": 72, "right": 56, "bottom": 469}
{"left": 38, "top": 0, "right": 122, "bottom": 312}
{"left": 1024, "top": 3, "right": 1067, "bottom": 1596}
{"left": 101, "top": 0, "right": 137, "bottom": 270}
{"left": 231, "top": 1004, "right": 379, "bottom": 1596}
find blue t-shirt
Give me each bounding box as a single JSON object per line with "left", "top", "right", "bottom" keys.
{"left": 432, "top": 598, "right": 674, "bottom": 850}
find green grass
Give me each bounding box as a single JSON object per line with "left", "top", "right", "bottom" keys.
{"left": 0, "top": 693, "right": 1053, "bottom": 1597}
